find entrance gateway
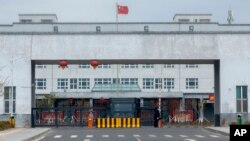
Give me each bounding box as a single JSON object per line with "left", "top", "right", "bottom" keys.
{"left": 31, "top": 59, "right": 218, "bottom": 127}
{"left": 1, "top": 22, "right": 250, "bottom": 127}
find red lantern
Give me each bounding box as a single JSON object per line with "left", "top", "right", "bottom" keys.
{"left": 59, "top": 60, "right": 68, "bottom": 69}
{"left": 90, "top": 59, "right": 99, "bottom": 69}
{"left": 209, "top": 93, "right": 215, "bottom": 102}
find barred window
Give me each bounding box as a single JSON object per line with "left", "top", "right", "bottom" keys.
{"left": 121, "top": 64, "right": 138, "bottom": 68}
{"left": 35, "top": 79, "right": 46, "bottom": 89}
{"left": 143, "top": 78, "right": 154, "bottom": 89}
{"left": 4, "top": 87, "right": 16, "bottom": 114}
{"left": 186, "top": 78, "right": 198, "bottom": 89}
{"left": 57, "top": 78, "right": 68, "bottom": 89}
{"left": 164, "top": 78, "right": 174, "bottom": 89}
{"left": 70, "top": 78, "right": 77, "bottom": 89}
{"left": 236, "top": 86, "right": 248, "bottom": 113}
{"left": 79, "top": 78, "right": 90, "bottom": 89}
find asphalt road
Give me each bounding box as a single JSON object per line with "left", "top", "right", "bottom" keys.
{"left": 35, "top": 127, "right": 229, "bottom": 141}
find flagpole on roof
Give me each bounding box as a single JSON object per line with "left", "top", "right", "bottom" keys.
{"left": 116, "top": 2, "right": 118, "bottom": 32}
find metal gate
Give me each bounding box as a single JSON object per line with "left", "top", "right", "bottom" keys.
{"left": 31, "top": 107, "right": 108, "bottom": 127}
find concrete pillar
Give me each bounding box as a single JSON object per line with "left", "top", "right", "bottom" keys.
{"left": 214, "top": 60, "right": 221, "bottom": 126}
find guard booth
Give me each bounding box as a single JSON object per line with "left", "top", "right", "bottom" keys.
{"left": 110, "top": 98, "right": 139, "bottom": 118}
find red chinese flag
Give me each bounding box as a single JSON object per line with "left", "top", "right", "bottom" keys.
{"left": 117, "top": 5, "right": 128, "bottom": 14}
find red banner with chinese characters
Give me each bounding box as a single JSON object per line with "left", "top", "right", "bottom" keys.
{"left": 173, "top": 110, "right": 193, "bottom": 122}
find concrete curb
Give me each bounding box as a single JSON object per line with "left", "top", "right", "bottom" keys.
{"left": 24, "top": 128, "right": 50, "bottom": 141}
{"left": 204, "top": 127, "right": 229, "bottom": 136}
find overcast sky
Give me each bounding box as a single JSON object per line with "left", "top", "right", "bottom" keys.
{"left": 0, "top": 0, "right": 249, "bottom": 24}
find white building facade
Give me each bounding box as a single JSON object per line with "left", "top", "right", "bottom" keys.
{"left": 0, "top": 14, "right": 250, "bottom": 127}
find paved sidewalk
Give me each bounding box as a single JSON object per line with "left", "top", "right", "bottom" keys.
{"left": 0, "top": 128, "right": 50, "bottom": 141}
{"left": 205, "top": 126, "right": 229, "bottom": 136}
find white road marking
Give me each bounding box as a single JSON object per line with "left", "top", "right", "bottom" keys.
{"left": 102, "top": 134, "right": 109, "bottom": 138}
{"left": 83, "top": 139, "right": 90, "bottom": 141}
{"left": 71, "top": 135, "right": 78, "bottom": 138}
{"left": 185, "top": 139, "right": 196, "bottom": 141}
{"left": 86, "top": 135, "right": 93, "bottom": 138}
{"left": 195, "top": 135, "right": 204, "bottom": 138}
{"left": 34, "top": 136, "right": 45, "bottom": 141}
{"left": 54, "top": 135, "right": 62, "bottom": 138}
{"left": 133, "top": 134, "right": 141, "bottom": 137}
{"left": 149, "top": 134, "right": 156, "bottom": 137}
{"left": 210, "top": 135, "right": 219, "bottom": 138}
{"left": 180, "top": 135, "right": 188, "bottom": 138}
{"left": 118, "top": 134, "right": 125, "bottom": 137}
{"left": 164, "top": 134, "right": 173, "bottom": 137}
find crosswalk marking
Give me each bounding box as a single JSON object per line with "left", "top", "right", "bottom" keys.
{"left": 180, "top": 135, "right": 188, "bottom": 138}
{"left": 195, "top": 135, "right": 204, "bottom": 138}
{"left": 133, "top": 134, "right": 141, "bottom": 137}
{"left": 70, "top": 135, "right": 78, "bottom": 138}
{"left": 86, "top": 135, "right": 93, "bottom": 138}
{"left": 149, "top": 134, "right": 156, "bottom": 137}
{"left": 83, "top": 139, "right": 90, "bottom": 141}
{"left": 54, "top": 135, "right": 62, "bottom": 138}
{"left": 164, "top": 135, "right": 173, "bottom": 137}
{"left": 102, "top": 134, "right": 109, "bottom": 138}
{"left": 210, "top": 135, "right": 219, "bottom": 138}
{"left": 185, "top": 139, "right": 196, "bottom": 141}
{"left": 118, "top": 135, "right": 125, "bottom": 137}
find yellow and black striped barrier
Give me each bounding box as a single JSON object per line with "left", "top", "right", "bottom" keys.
{"left": 96, "top": 117, "right": 140, "bottom": 128}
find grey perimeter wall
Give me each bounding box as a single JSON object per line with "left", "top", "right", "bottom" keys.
{"left": 1, "top": 33, "right": 250, "bottom": 127}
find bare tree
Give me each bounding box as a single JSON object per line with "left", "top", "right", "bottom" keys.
{"left": 0, "top": 66, "right": 9, "bottom": 95}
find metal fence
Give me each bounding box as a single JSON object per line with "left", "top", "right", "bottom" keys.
{"left": 31, "top": 107, "right": 108, "bottom": 127}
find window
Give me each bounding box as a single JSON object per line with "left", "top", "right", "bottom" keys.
{"left": 236, "top": 86, "right": 248, "bottom": 113}
{"left": 164, "top": 64, "right": 174, "bottom": 68}
{"left": 121, "top": 78, "right": 138, "bottom": 84}
{"left": 53, "top": 26, "right": 58, "bottom": 32}
{"left": 199, "top": 19, "right": 210, "bottom": 23}
{"left": 96, "top": 26, "right": 101, "bottom": 32}
{"left": 98, "top": 64, "right": 111, "bottom": 69}
{"left": 143, "top": 78, "right": 154, "bottom": 89}
{"left": 41, "top": 19, "right": 53, "bottom": 23}
{"left": 121, "top": 64, "right": 138, "bottom": 68}
{"left": 186, "top": 78, "right": 198, "bottom": 89}
{"left": 35, "top": 79, "right": 46, "bottom": 89}
{"left": 79, "top": 78, "right": 90, "bottom": 89}
{"left": 189, "top": 25, "right": 194, "bottom": 32}
{"left": 178, "top": 19, "right": 190, "bottom": 22}
{"left": 144, "top": 26, "right": 149, "bottom": 32}
{"left": 57, "top": 78, "right": 68, "bottom": 89}
{"left": 79, "top": 64, "right": 90, "bottom": 68}
{"left": 186, "top": 64, "right": 198, "bottom": 68}
{"left": 142, "top": 64, "right": 154, "bottom": 68}
{"left": 70, "top": 78, "right": 77, "bottom": 89}
{"left": 20, "top": 19, "right": 32, "bottom": 23}
{"left": 36, "top": 65, "right": 46, "bottom": 68}
{"left": 94, "top": 78, "right": 112, "bottom": 84}
{"left": 155, "top": 78, "right": 163, "bottom": 89}
{"left": 164, "top": 78, "right": 174, "bottom": 89}
{"left": 4, "top": 87, "right": 16, "bottom": 114}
